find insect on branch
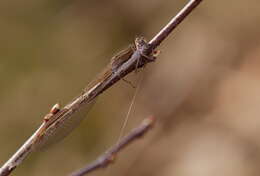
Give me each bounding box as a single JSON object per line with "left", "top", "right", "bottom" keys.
{"left": 0, "top": 0, "right": 203, "bottom": 175}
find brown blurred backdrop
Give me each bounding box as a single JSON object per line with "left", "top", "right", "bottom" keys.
{"left": 1, "top": 0, "right": 260, "bottom": 176}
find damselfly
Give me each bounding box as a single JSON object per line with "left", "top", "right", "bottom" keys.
{"left": 0, "top": 37, "right": 153, "bottom": 174}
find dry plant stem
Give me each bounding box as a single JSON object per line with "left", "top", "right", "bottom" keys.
{"left": 148, "top": 0, "right": 203, "bottom": 51}
{"left": 70, "top": 117, "right": 155, "bottom": 176}
{"left": 0, "top": 0, "right": 203, "bottom": 175}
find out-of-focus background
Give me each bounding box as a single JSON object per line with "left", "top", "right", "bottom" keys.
{"left": 1, "top": 0, "right": 260, "bottom": 175}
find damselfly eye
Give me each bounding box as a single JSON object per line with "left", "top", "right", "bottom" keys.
{"left": 134, "top": 37, "right": 147, "bottom": 50}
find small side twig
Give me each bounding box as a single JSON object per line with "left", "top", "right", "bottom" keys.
{"left": 70, "top": 116, "right": 155, "bottom": 176}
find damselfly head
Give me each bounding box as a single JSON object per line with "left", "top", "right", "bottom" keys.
{"left": 134, "top": 37, "right": 147, "bottom": 50}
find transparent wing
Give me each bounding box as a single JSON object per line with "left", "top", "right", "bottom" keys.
{"left": 34, "top": 100, "right": 96, "bottom": 150}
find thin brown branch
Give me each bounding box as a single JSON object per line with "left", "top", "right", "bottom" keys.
{"left": 70, "top": 116, "right": 155, "bottom": 176}
{"left": 0, "top": 0, "right": 203, "bottom": 175}
{"left": 148, "top": 0, "right": 203, "bottom": 51}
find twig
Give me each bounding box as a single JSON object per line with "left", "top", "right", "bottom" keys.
{"left": 0, "top": 0, "right": 203, "bottom": 175}
{"left": 148, "top": 0, "right": 203, "bottom": 51}
{"left": 70, "top": 116, "right": 155, "bottom": 176}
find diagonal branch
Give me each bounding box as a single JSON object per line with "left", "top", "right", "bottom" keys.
{"left": 0, "top": 1, "right": 203, "bottom": 175}
{"left": 70, "top": 116, "right": 155, "bottom": 176}
{"left": 148, "top": 0, "right": 203, "bottom": 51}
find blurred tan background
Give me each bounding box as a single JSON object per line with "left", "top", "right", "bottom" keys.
{"left": 1, "top": 0, "right": 260, "bottom": 175}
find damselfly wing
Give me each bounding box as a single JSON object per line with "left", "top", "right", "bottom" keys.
{"left": 33, "top": 100, "right": 96, "bottom": 150}
{"left": 32, "top": 45, "right": 136, "bottom": 150}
